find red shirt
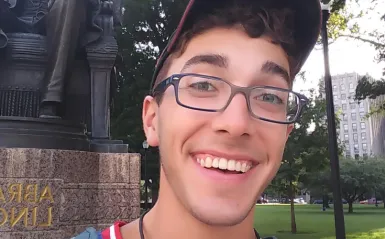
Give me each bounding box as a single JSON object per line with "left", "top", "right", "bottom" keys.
{"left": 98, "top": 221, "right": 262, "bottom": 239}
{"left": 99, "top": 222, "right": 127, "bottom": 239}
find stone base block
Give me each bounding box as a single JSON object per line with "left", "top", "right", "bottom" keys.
{"left": 0, "top": 148, "right": 141, "bottom": 239}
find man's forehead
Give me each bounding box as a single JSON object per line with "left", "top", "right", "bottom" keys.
{"left": 181, "top": 28, "right": 288, "bottom": 63}
{"left": 180, "top": 53, "right": 290, "bottom": 85}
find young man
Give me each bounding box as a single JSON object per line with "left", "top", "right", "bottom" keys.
{"left": 74, "top": 0, "right": 321, "bottom": 238}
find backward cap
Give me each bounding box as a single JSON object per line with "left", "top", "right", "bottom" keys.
{"left": 151, "top": 0, "right": 322, "bottom": 90}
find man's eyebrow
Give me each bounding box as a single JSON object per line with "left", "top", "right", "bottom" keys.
{"left": 261, "top": 61, "right": 291, "bottom": 86}
{"left": 181, "top": 54, "right": 228, "bottom": 72}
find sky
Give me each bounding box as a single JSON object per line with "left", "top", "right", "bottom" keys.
{"left": 293, "top": 0, "right": 385, "bottom": 93}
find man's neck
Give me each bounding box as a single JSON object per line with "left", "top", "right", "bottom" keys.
{"left": 142, "top": 175, "right": 256, "bottom": 239}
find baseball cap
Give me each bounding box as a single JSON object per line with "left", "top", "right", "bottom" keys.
{"left": 150, "top": 0, "right": 322, "bottom": 90}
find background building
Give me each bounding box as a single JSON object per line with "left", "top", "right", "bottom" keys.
{"left": 369, "top": 94, "right": 385, "bottom": 156}
{"left": 332, "top": 73, "right": 373, "bottom": 158}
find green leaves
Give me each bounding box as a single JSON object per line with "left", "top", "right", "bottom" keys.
{"left": 340, "top": 157, "right": 384, "bottom": 203}
{"left": 271, "top": 93, "right": 333, "bottom": 196}
{"left": 355, "top": 76, "right": 385, "bottom": 116}
{"left": 356, "top": 77, "right": 385, "bottom": 100}
{"left": 310, "top": 156, "right": 385, "bottom": 212}
{"left": 324, "top": 0, "right": 385, "bottom": 118}
{"left": 110, "top": 0, "right": 189, "bottom": 203}
{"left": 111, "top": 0, "right": 187, "bottom": 151}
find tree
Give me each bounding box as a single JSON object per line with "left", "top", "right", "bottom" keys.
{"left": 339, "top": 157, "right": 380, "bottom": 213}
{"left": 306, "top": 167, "right": 333, "bottom": 208}
{"left": 270, "top": 90, "right": 332, "bottom": 234}
{"left": 111, "top": 0, "right": 188, "bottom": 206}
{"left": 112, "top": 0, "right": 187, "bottom": 149}
{"left": 372, "top": 158, "right": 385, "bottom": 208}
{"left": 309, "top": 157, "right": 385, "bottom": 212}
{"left": 355, "top": 76, "right": 385, "bottom": 116}
{"left": 345, "top": 1, "right": 385, "bottom": 115}
{"left": 376, "top": 184, "right": 385, "bottom": 208}
{"left": 355, "top": 30, "right": 385, "bottom": 116}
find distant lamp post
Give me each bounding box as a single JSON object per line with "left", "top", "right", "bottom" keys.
{"left": 142, "top": 140, "right": 149, "bottom": 210}
{"left": 321, "top": 1, "right": 346, "bottom": 239}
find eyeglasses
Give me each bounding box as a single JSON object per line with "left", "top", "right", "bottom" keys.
{"left": 152, "top": 73, "right": 308, "bottom": 124}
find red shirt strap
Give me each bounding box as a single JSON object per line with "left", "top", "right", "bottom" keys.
{"left": 101, "top": 221, "right": 127, "bottom": 239}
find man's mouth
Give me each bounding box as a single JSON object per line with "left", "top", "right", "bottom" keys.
{"left": 195, "top": 156, "right": 253, "bottom": 174}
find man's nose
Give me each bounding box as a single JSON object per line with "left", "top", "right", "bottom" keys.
{"left": 211, "top": 93, "right": 253, "bottom": 137}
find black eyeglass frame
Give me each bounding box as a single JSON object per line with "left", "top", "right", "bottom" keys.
{"left": 152, "top": 73, "right": 309, "bottom": 125}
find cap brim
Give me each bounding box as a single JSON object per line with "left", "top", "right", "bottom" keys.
{"left": 152, "top": 0, "right": 321, "bottom": 90}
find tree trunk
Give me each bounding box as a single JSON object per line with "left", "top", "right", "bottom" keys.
{"left": 348, "top": 202, "right": 353, "bottom": 213}
{"left": 380, "top": 193, "right": 385, "bottom": 208}
{"left": 323, "top": 194, "right": 330, "bottom": 208}
{"left": 289, "top": 181, "right": 297, "bottom": 234}
{"left": 381, "top": 193, "right": 385, "bottom": 209}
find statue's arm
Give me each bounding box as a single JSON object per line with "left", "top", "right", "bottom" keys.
{"left": 112, "top": 0, "right": 122, "bottom": 26}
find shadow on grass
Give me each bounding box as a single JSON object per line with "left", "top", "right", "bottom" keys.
{"left": 344, "top": 212, "right": 385, "bottom": 216}
{"left": 296, "top": 206, "right": 385, "bottom": 216}
{"left": 298, "top": 210, "right": 385, "bottom": 216}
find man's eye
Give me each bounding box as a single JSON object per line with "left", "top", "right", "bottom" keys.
{"left": 256, "top": 94, "right": 283, "bottom": 104}
{"left": 189, "top": 81, "right": 216, "bottom": 91}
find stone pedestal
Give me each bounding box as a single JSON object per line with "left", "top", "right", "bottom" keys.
{"left": 0, "top": 148, "right": 141, "bottom": 239}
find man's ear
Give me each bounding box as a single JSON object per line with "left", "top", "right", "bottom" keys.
{"left": 286, "top": 124, "right": 294, "bottom": 139}
{"left": 142, "top": 96, "right": 159, "bottom": 147}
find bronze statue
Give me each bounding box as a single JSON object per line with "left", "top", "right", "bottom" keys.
{"left": 40, "top": 0, "right": 98, "bottom": 118}
{"left": 0, "top": 0, "right": 125, "bottom": 151}
{"left": 0, "top": 0, "right": 47, "bottom": 46}
{"left": 0, "top": 0, "right": 121, "bottom": 118}
{"left": 0, "top": 0, "right": 15, "bottom": 48}
{"left": 0, "top": 29, "right": 6, "bottom": 48}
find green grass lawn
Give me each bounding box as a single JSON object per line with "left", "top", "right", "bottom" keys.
{"left": 254, "top": 204, "right": 385, "bottom": 239}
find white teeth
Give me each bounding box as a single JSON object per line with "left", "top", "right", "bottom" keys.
{"left": 218, "top": 158, "right": 227, "bottom": 170}
{"left": 227, "top": 160, "right": 236, "bottom": 171}
{"left": 246, "top": 164, "right": 251, "bottom": 171}
{"left": 197, "top": 156, "right": 252, "bottom": 173}
{"left": 212, "top": 158, "right": 219, "bottom": 168}
{"left": 205, "top": 157, "right": 213, "bottom": 168}
{"left": 241, "top": 163, "right": 247, "bottom": 173}
{"left": 235, "top": 162, "right": 242, "bottom": 171}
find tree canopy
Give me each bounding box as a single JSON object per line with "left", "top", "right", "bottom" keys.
{"left": 350, "top": 1, "right": 385, "bottom": 115}
{"left": 111, "top": 0, "right": 189, "bottom": 203}
{"left": 307, "top": 157, "right": 385, "bottom": 213}
{"left": 112, "top": 0, "right": 190, "bottom": 149}
{"left": 269, "top": 90, "right": 333, "bottom": 233}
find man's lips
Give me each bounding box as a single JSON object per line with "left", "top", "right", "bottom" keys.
{"left": 190, "top": 152, "right": 258, "bottom": 183}
{"left": 191, "top": 150, "right": 257, "bottom": 164}
{"left": 191, "top": 151, "right": 257, "bottom": 172}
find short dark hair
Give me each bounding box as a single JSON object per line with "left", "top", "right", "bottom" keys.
{"left": 154, "top": 3, "right": 296, "bottom": 91}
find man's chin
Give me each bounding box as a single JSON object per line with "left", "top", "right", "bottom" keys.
{"left": 189, "top": 205, "right": 253, "bottom": 227}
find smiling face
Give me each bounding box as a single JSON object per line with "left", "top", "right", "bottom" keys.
{"left": 143, "top": 27, "right": 293, "bottom": 226}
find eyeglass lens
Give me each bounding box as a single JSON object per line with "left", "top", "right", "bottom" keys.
{"left": 177, "top": 75, "right": 300, "bottom": 123}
